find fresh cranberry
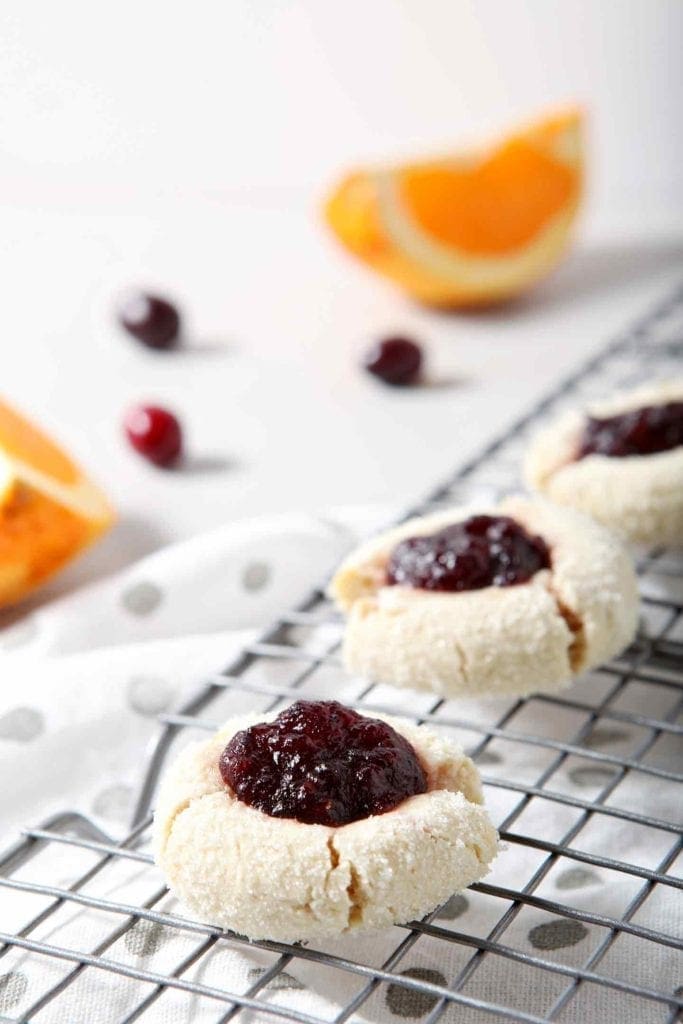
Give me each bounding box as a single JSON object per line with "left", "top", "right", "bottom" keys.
{"left": 364, "top": 336, "right": 423, "bottom": 386}
{"left": 118, "top": 292, "right": 180, "bottom": 349}
{"left": 578, "top": 401, "right": 683, "bottom": 459}
{"left": 124, "top": 405, "right": 182, "bottom": 467}
{"left": 387, "top": 515, "right": 550, "bottom": 592}
{"left": 219, "top": 700, "right": 427, "bottom": 826}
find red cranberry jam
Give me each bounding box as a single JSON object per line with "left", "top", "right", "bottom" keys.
{"left": 219, "top": 700, "right": 427, "bottom": 826}
{"left": 577, "top": 401, "right": 683, "bottom": 459}
{"left": 386, "top": 515, "right": 550, "bottom": 592}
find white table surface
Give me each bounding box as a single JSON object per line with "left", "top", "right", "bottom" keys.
{"left": 3, "top": 192, "right": 681, "bottom": 607}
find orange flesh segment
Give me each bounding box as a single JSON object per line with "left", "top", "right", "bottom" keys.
{"left": 0, "top": 398, "right": 114, "bottom": 606}
{"left": 0, "top": 484, "right": 92, "bottom": 604}
{"left": 0, "top": 400, "right": 79, "bottom": 486}
{"left": 398, "top": 138, "right": 577, "bottom": 256}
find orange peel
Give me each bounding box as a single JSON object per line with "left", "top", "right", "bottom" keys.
{"left": 0, "top": 399, "right": 114, "bottom": 607}
{"left": 325, "top": 108, "right": 583, "bottom": 307}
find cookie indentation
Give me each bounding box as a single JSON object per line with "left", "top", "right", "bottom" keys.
{"left": 386, "top": 515, "right": 550, "bottom": 592}
{"left": 578, "top": 401, "right": 683, "bottom": 459}
{"left": 219, "top": 700, "right": 427, "bottom": 826}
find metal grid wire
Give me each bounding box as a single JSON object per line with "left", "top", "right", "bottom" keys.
{"left": 1, "top": 284, "right": 682, "bottom": 1024}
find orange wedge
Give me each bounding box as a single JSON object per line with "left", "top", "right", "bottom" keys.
{"left": 325, "top": 108, "right": 583, "bottom": 307}
{"left": 0, "top": 399, "right": 114, "bottom": 607}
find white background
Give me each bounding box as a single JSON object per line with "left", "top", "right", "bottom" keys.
{"left": 1, "top": 0, "right": 682, "bottom": 600}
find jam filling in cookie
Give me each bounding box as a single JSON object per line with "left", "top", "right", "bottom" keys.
{"left": 219, "top": 699, "right": 428, "bottom": 826}
{"left": 386, "top": 514, "right": 550, "bottom": 592}
{"left": 577, "top": 401, "right": 683, "bottom": 459}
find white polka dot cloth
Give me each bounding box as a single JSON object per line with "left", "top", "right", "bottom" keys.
{"left": 0, "top": 510, "right": 679, "bottom": 1024}
{"left": 0, "top": 512, "right": 369, "bottom": 838}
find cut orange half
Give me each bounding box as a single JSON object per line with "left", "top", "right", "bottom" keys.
{"left": 0, "top": 399, "right": 114, "bottom": 607}
{"left": 325, "top": 108, "right": 583, "bottom": 307}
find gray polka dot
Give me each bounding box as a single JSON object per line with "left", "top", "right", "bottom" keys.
{"left": 248, "top": 967, "right": 304, "bottom": 991}
{"left": 124, "top": 921, "right": 169, "bottom": 957}
{"left": 584, "top": 727, "right": 629, "bottom": 749}
{"left": 0, "top": 707, "right": 44, "bottom": 742}
{"left": 242, "top": 562, "right": 270, "bottom": 592}
{"left": 438, "top": 894, "right": 469, "bottom": 920}
{"left": 673, "top": 984, "right": 683, "bottom": 1007}
{"left": 92, "top": 784, "right": 133, "bottom": 822}
{"left": 121, "top": 581, "right": 162, "bottom": 616}
{"left": 555, "top": 867, "right": 599, "bottom": 891}
{"left": 568, "top": 765, "right": 617, "bottom": 788}
{"left": 475, "top": 750, "right": 502, "bottom": 766}
{"left": 0, "top": 617, "right": 38, "bottom": 651}
{"left": 385, "top": 967, "right": 447, "bottom": 1018}
{"left": 127, "top": 675, "right": 175, "bottom": 716}
{"left": 528, "top": 918, "right": 588, "bottom": 951}
{"left": 0, "top": 971, "right": 28, "bottom": 1011}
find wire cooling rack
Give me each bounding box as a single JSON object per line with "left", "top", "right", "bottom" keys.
{"left": 0, "top": 285, "right": 682, "bottom": 1024}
